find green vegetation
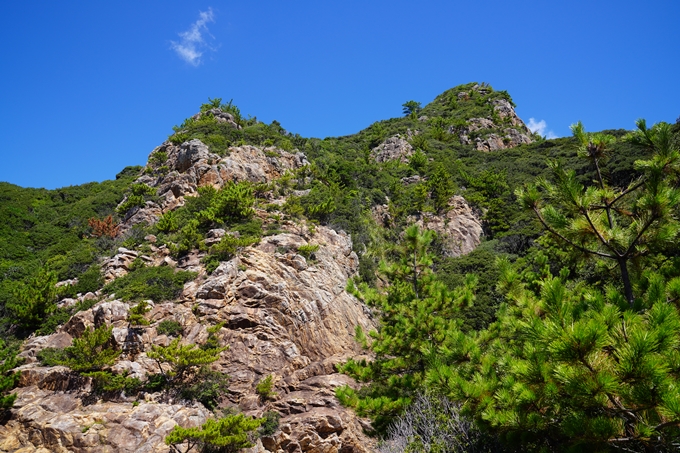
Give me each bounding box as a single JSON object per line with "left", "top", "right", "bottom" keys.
{"left": 147, "top": 336, "right": 227, "bottom": 384}
{"left": 38, "top": 325, "right": 120, "bottom": 372}
{"left": 296, "top": 243, "right": 319, "bottom": 259}
{"left": 2, "top": 84, "right": 680, "bottom": 451}
{"left": 156, "top": 319, "right": 183, "bottom": 337}
{"left": 258, "top": 411, "right": 281, "bottom": 437}
{"left": 0, "top": 166, "right": 139, "bottom": 336}
{"left": 255, "top": 374, "right": 277, "bottom": 402}
{"left": 102, "top": 266, "right": 196, "bottom": 302}
{"left": 165, "top": 413, "right": 263, "bottom": 453}
{"left": 0, "top": 340, "right": 19, "bottom": 410}
{"left": 128, "top": 300, "right": 151, "bottom": 325}
{"left": 7, "top": 268, "right": 58, "bottom": 329}
{"left": 338, "top": 225, "right": 477, "bottom": 432}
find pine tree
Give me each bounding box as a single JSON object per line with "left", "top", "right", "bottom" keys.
{"left": 516, "top": 120, "right": 680, "bottom": 305}
{"left": 0, "top": 340, "right": 19, "bottom": 410}
{"left": 8, "top": 268, "right": 58, "bottom": 329}
{"left": 148, "top": 335, "right": 227, "bottom": 384}
{"left": 62, "top": 325, "right": 121, "bottom": 372}
{"left": 428, "top": 261, "right": 680, "bottom": 451}
{"left": 165, "top": 413, "right": 263, "bottom": 453}
{"left": 423, "top": 120, "right": 680, "bottom": 451}
{"left": 337, "top": 225, "right": 476, "bottom": 432}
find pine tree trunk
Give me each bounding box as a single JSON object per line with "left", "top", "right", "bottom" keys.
{"left": 618, "top": 258, "right": 634, "bottom": 307}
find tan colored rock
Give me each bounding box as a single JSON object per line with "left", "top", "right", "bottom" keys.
{"left": 371, "top": 135, "right": 413, "bottom": 163}
{"left": 410, "top": 196, "right": 483, "bottom": 257}
{"left": 1, "top": 387, "right": 209, "bottom": 453}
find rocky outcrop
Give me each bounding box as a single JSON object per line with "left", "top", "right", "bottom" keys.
{"left": 410, "top": 196, "right": 483, "bottom": 257}
{"left": 371, "top": 135, "right": 413, "bottom": 163}
{"left": 118, "top": 140, "right": 309, "bottom": 233}
{"left": 452, "top": 93, "right": 534, "bottom": 151}
{"left": 102, "top": 247, "right": 153, "bottom": 282}
{"left": 192, "top": 108, "right": 242, "bottom": 130}
{"left": 6, "top": 223, "right": 376, "bottom": 453}
{"left": 373, "top": 196, "right": 483, "bottom": 258}
{"left": 0, "top": 388, "right": 210, "bottom": 453}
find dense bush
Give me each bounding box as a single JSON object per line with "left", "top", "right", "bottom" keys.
{"left": 102, "top": 266, "right": 196, "bottom": 302}
{"left": 156, "top": 320, "right": 183, "bottom": 337}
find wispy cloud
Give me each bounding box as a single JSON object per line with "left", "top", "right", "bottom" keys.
{"left": 527, "top": 118, "right": 558, "bottom": 139}
{"left": 171, "top": 8, "right": 215, "bottom": 66}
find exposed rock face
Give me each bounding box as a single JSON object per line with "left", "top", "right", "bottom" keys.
{"left": 119, "top": 140, "right": 309, "bottom": 233}
{"left": 6, "top": 224, "right": 376, "bottom": 453}
{"left": 452, "top": 97, "right": 534, "bottom": 152}
{"left": 410, "top": 196, "right": 483, "bottom": 257}
{"left": 192, "top": 108, "right": 242, "bottom": 130}
{"left": 373, "top": 196, "right": 483, "bottom": 258}
{"left": 102, "top": 247, "right": 153, "bottom": 282}
{"left": 491, "top": 99, "right": 524, "bottom": 127}
{"left": 0, "top": 388, "right": 210, "bottom": 453}
{"left": 371, "top": 135, "right": 413, "bottom": 163}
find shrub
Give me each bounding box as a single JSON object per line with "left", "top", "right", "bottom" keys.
{"left": 147, "top": 336, "right": 227, "bottom": 384}
{"left": 258, "top": 411, "right": 281, "bottom": 437}
{"left": 296, "top": 244, "right": 319, "bottom": 259}
{"left": 128, "top": 301, "right": 151, "bottom": 326}
{"left": 255, "top": 374, "right": 277, "bottom": 402}
{"left": 156, "top": 320, "right": 183, "bottom": 337}
{"left": 57, "top": 325, "right": 120, "bottom": 372}
{"left": 156, "top": 210, "right": 179, "bottom": 233}
{"left": 84, "top": 370, "right": 142, "bottom": 395}
{"left": 88, "top": 215, "right": 120, "bottom": 238}
{"left": 8, "top": 268, "right": 58, "bottom": 329}
{"left": 37, "top": 346, "right": 69, "bottom": 366}
{"left": 179, "top": 366, "right": 230, "bottom": 411}
{"left": 197, "top": 181, "right": 255, "bottom": 226}
{"left": 116, "top": 194, "right": 145, "bottom": 215}
{"left": 102, "top": 266, "right": 196, "bottom": 303}
{"left": 0, "top": 340, "right": 20, "bottom": 409}
{"left": 377, "top": 394, "right": 492, "bottom": 453}
{"left": 165, "top": 413, "right": 263, "bottom": 453}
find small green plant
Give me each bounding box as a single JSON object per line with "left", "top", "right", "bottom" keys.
{"left": 202, "top": 234, "right": 259, "bottom": 274}
{"left": 156, "top": 320, "right": 183, "bottom": 337}
{"left": 157, "top": 210, "right": 179, "bottom": 233}
{"left": 102, "top": 266, "right": 196, "bottom": 303}
{"left": 84, "top": 370, "right": 142, "bottom": 395}
{"left": 165, "top": 413, "right": 263, "bottom": 453}
{"left": 258, "top": 411, "right": 281, "bottom": 437}
{"left": 116, "top": 194, "right": 145, "bottom": 215}
{"left": 37, "top": 347, "right": 69, "bottom": 366}
{"left": 255, "top": 374, "right": 277, "bottom": 402}
{"left": 128, "top": 301, "right": 151, "bottom": 326}
{"left": 149, "top": 150, "right": 168, "bottom": 167}
{"left": 0, "top": 340, "right": 20, "bottom": 409}
{"left": 179, "top": 366, "right": 230, "bottom": 411}
{"left": 8, "top": 268, "right": 58, "bottom": 329}
{"left": 52, "top": 325, "right": 121, "bottom": 372}
{"left": 147, "top": 336, "right": 227, "bottom": 384}
{"left": 168, "top": 132, "right": 189, "bottom": 145}
{"left": 296, "top": 244, "right": 319, "bottom": 259}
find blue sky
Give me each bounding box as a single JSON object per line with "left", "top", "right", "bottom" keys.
{"left": 1, "top": 1, "right": 679, "bottom": 189}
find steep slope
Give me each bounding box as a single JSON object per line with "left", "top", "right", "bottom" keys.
{"left": 0, "top": 83, "right": 579, "bottom": 452}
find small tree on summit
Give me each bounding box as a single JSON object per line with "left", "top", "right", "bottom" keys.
{"left": 402, "top": 100, "right": 422, "bottom": 119}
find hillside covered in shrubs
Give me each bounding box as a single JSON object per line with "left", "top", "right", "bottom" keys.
{"left": 0, "top": 82, "right": 679, "bottom": 452}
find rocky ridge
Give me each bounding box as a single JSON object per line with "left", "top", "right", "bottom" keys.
{"left": 120, "top": 139, "right": 308, "bottom": 232}
{"left": 1, "top": 137, "right": 376, "bottom": 453}
{"left": 453, "top": 84, "right": 534, "bottom": 151}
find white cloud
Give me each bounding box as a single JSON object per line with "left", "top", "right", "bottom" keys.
{"left": 171, "top": 8, "right": 215, "bottom": 66}
{"left": 527, "top": 118, "right": 557, "bottom": 139}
